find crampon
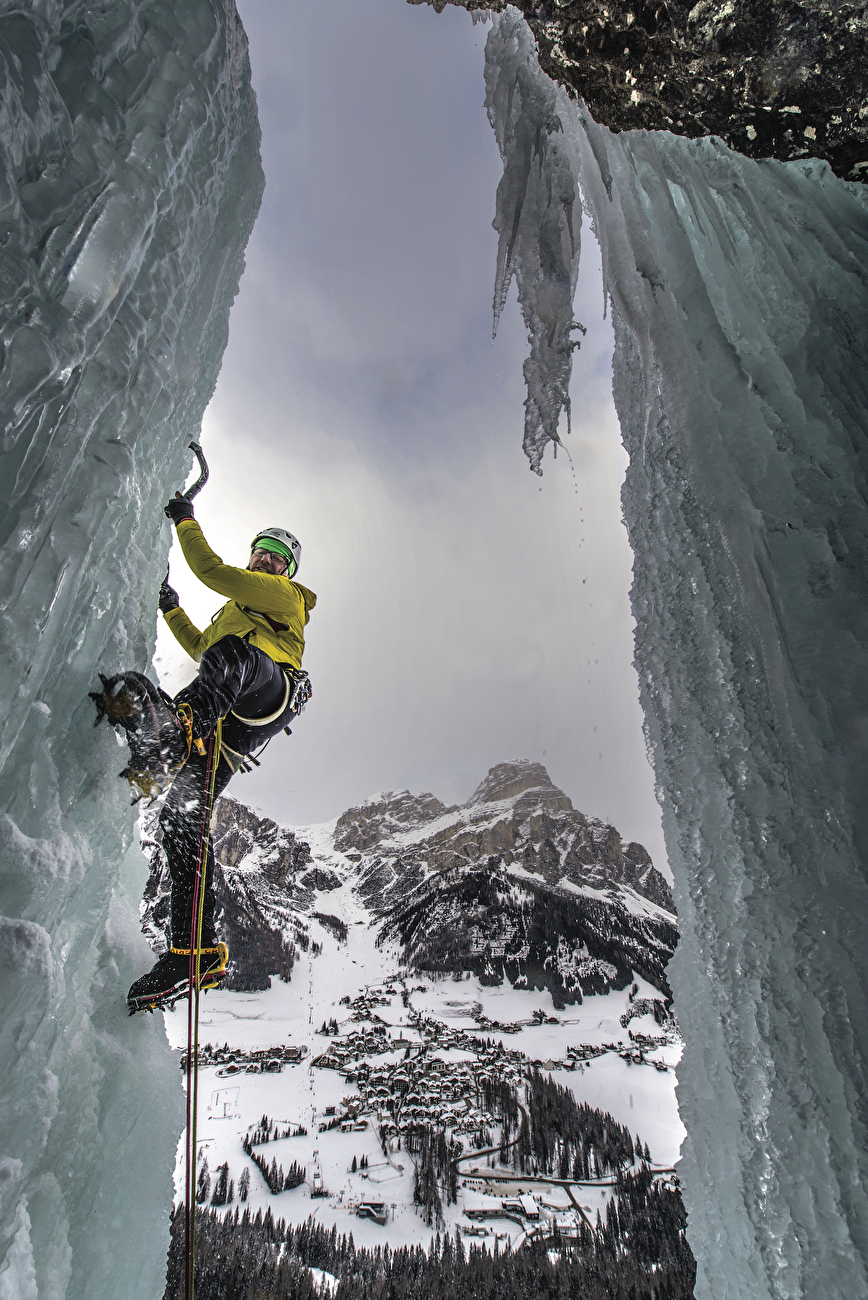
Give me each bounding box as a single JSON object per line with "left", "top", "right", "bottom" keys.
{"left": 127, "top": 944, "right": 229, "bottom": 1015}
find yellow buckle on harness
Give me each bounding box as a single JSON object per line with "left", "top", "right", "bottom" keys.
{"left": 174, "top": 702, "right": 207, "bottom": 761}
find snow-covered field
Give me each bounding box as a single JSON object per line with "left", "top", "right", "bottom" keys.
{"left": 162, "top": 870, "right": 684, "bottom": 1252}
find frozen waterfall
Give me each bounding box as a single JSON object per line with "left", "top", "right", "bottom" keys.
{"left": 0, "top": 3, "right": 262, "bottom": 1298}
{"left": 486, "top": 11, "right": 868, "bottom": 1300}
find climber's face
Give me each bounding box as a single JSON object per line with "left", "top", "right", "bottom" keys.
{"left": 248, "top": 547, "right": 288, "bottom": 576}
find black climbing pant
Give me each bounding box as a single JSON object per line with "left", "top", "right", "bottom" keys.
{"left": 160, "top": 636, "right": 296, "bottom": 948}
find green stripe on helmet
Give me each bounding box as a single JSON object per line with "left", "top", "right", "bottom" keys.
{"left": 253, "top": 538, "right": 293, "bottom": 562}
{"left": 251, "top": 538, "right": 297, "bottom": 577}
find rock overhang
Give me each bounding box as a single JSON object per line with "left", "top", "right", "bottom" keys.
{"left": 409, "top": 0, "right": 868, "bottom": 182}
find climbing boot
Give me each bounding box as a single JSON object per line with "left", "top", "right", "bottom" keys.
{"left": 90, "top": 671, "right": 198, "bottom": 801}
{"left": 127, "top": 943, "right": 229, "bottom": 1014}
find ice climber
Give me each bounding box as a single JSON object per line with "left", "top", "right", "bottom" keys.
{"left": 91, "top": 492, "right": 316, "bottom": 1013}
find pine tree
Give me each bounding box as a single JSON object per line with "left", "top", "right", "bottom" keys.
{"left": 164, "top": 1173, "right": 697, "bottom": 1300}
{"left": 238, "top": 1166, "right": 250, "bottom": 1202}
{"left": 196, "top": 1156, "right": 210, "bottom": 1205}
{"left": 210, "top": 1162, "right": 230, "bottom": 1207}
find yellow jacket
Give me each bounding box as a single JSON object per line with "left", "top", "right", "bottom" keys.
{"left": 163, "top": 520, "right": 316, "bottom": 669}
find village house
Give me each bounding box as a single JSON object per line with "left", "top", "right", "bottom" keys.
{"left": 501, "top": 1194, "right": 539, "bottom": 1219}
{"left": 356, "top": 1201, "right": 387, "bottom": 1225}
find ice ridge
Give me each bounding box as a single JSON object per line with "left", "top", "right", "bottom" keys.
{"left": 0, "top": 4, "right": 263, "bottom": 1299}
{"left": 486, "top": 10, "right": 868, "bottom": 1300}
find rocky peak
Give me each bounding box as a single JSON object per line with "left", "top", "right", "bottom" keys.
{"left": 340, "top": 760, "right": 675, "bottom": 915}
{"left": 163, "top": 768, "right": 674, "bottom": 917}
{"left": 464, "top": 759, "right": 573, "bottom": 811}
{"left": 334, "top": 789, "right": 455, "bottom": 854}
{"left": 212, "top": 796, "right": 312, "bottom": 887}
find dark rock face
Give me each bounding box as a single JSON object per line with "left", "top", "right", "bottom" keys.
{"left": 210, "top": 861, "right": 300, "bottom": 992}
{"left": 380, "top": 863, "right": 678, "bottom": 1006}
{"left": 410, "top": 0, "right": 868, "bottom": 181}
{"left": 212, "top": 796, "right": 312, "bottom": 886}
{"left": 300, "top": 866, "right": 343, "bottom": 891}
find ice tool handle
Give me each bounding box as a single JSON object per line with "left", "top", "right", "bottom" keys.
{"left": 160, "top": 440, "right": 208, "bottom": 617}
{"left": 183, "top": 440, "right": 209, "bottom": 500}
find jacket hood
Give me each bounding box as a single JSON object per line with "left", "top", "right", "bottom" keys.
{"left": 292, "top": 581, "right": 317, "bottom": 613}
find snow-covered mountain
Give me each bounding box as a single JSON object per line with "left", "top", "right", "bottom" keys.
{"left": 142, "top": 759, "right": 676, "bottom": 1009}
{"left": 380, "top": 865, "right": 675, "bottom": 1008}
{"left": 335, "top": 759, "right": 674, "bottom": 913}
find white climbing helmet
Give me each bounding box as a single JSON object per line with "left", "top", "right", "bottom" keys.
{"left": 251, "top": 527, "right": 301, "bottom": 578}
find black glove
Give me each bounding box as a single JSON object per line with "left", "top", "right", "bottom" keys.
{"left": 158, "top": 578, "right": 180, "bottom": 614}
{"left": 164, "top": 493, "right": 194, "bottom": 524}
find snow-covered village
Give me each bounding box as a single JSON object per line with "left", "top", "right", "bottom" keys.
{"left": 166, "top": 948, "right": 683, "bottom": 1251}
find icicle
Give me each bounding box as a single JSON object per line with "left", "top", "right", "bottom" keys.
{"left": 484, "top": 11, "right": 583, "bottom": 474}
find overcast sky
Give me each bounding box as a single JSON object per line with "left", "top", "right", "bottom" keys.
{"left": 154, "top": 0, "right": 668, "bottom": 870}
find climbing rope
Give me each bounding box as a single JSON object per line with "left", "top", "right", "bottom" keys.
{"left": 183, "top": 718, "right": 222, "bottom": 1300}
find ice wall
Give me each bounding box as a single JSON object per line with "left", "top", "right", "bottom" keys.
{"left": 487, "top": 11, "right": 868, "bottom": 1300}
{"left": 0, "top": 4, "right": 263, "bottom": 1298}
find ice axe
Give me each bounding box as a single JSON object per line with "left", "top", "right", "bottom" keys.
{"left": 183, "top": 440, "right": 209, "bottom": 500}
{"left": 161, "top": 441, "right": 209, "bottom": 600}
{"left": 164, "top": 440, "right": 210, "bottom": 519}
